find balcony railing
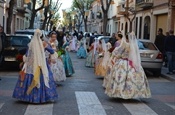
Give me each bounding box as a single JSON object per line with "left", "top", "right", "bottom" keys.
{"left": 136, "top": 0, "right": 153, "bottom": 9}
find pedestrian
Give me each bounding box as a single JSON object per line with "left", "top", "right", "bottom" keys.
{"left": 0, "top": 26, "right": 6, "bottom": 66}
{"left": 85, "top": 39, "right": 98, "bottom": 68}
{"left": 61, "top": 34, "right": 75, "bottom": 77}
{"left": 89, "top": 33, "right": 95, "bottom": 47}
{"left": 104, "top": 32, "right": 151, "bottom": 99}
{"left": 154, "top": 28, "right": 166, "bottom": 53}
{"left": 69, "top": 33, "right": 77, "bottom": 52}
{"left": 49, "top": 32, "right": 66, "bottom": 84}
{"left": 57, "top": 31, "right": 64, "bottom": 49}
{"left": 164, "top": 30, "right": 175, "bottom": 75}
{"left": 86, "top": 33, "right": 90, "bottom": 51}
{"left": 108, "top": 33, "right": 117, "bottom": 47}
{"left": 13, "top": 29, "right": 58, "bottom": 103}
{"left": 77, "top": 36, "right": 87, "bottom": 58}
{"left": 94, "top": 39, "right": 107, "bottom": 77}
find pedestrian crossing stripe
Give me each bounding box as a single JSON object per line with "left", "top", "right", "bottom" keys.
{"left": 75, "top": 91, "right": 107, "bottom": 115}
{"left": 0, "top": 91, "right": 175, "bottom": 115}
{"left": 24, "top": 103, "right": 53, "bottom": 115}
{"left": 123, "top": 102, "right": 158, "bottom": 115}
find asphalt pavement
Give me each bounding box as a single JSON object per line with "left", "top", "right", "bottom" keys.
{"left": 0, "top": 52, "right": 175, "bottom": 115}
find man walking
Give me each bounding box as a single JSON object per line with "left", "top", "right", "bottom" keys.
{"left": 164, "top": 30, "right": 175, "bottom": 75}
{"left": 0, "top": 26, "right": 6, "bottom": 66}
{"left": 155, "top": 28, "right": 166, "bottom": 53}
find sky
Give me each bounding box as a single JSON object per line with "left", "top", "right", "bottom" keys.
{"left": 53, "top": 0, "right": 73, "bottom": 18}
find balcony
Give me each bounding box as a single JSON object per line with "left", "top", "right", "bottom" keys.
{"left": 117, "top": 5, "right": 126, "bottom": 15}
{"left": 136, "top": 0, "right": 153, "bottom": 9}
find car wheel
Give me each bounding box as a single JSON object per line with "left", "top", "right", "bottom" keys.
{"left": 153, "top": 69, "right": 161, "bottom": 77}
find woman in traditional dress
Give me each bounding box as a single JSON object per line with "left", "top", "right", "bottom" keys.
{"left": 103, "top": 32, "right": 123, "bottom": 88}
{"left": 69, "top": 34, "right": 77, "bottom": 52}
{"left": 85, "top": 38, "right": 98, "bottom": 68}
{"left": 49, "top": 32, "right": 66, "bottom": 83}
{"left": 104, "top": 32, "right": 151, "bottom": 99}
{"left": 61, "top": 35, "right": 75, "bottom": 77}
{"left": 13, "top": 29, "right": 58, "bottom": 103}
{"left": 94, "top": 39, "right": 106, "bottom": 76}
{"left": 77, "top": 36, "right": 87, "bottom": 58}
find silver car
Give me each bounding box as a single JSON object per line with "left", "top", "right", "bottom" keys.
{"left": 138, "top": 39, "right": 163, "bottom": 76}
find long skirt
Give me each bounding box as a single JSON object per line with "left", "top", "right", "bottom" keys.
{"left": 105, "top": 59, "right": 151, "bottom": 99}
{"left": 61, "top": 52, "right": 75, "bottom": 76}
{"left": 77, "top": 46, "right": 87, "bottom": 58}
{"left": 13, "top": 65, "right": 58, "bottom": 103}
{"left": 50, "top": 58, "right": 66, "bottom": 82}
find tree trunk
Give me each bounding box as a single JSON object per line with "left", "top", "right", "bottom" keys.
{"left": 42, "top": 6, "right": 49, "bottom": 30}
{"left": 7, "top": 0, "right": 16, "bottom": 34}
{"left": 84, "top": 17, "right": 88, "bottom": 32}
{"left": 103, "top": 12, "right": 108, "bottom": 36}
{"left": 29, "top": 11, "right": 37, "bottom": 29}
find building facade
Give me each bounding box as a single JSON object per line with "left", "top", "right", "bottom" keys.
{"left": 87, "top": 0, "right": 103, "bottom": 34}
{"left": 115, "top": 0, "right": 174, "bottom": 42}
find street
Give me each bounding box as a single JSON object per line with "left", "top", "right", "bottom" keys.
{"left": 0, "top": 52, "right": 175, "bottom": 115}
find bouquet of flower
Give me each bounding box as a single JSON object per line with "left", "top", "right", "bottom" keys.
{"left": 16, "top": 54, "right": 23, "bottom": 62}
{"left": 57, "top": 48, "right": 66, "bottom": 57}
{"left": 16, "top": 54, "right": 24, "bottom": 69}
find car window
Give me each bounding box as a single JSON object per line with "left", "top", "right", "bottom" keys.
{"left": 138, "top": 41, "right": 157, "bottom": 50}
{"left": 6, "top": 36, "right": 30, "bottom": 47}
{"left": 102, "top": 37, "right": 110, "bottom": 43}
{"left": 15, "top": 31, "right": 34, "bottom": 35}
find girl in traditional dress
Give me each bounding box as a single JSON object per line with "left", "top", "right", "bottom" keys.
{"left": 94, "top": 39, "right": 106, "bottom": 76}
{"left": 13, "top": 29, "right": 58, "bottom": 103}
{"left": 77, "top": 36, "right": 87, "bottom": 58}
{"left": 69, "top": 34, "right": 77, "bottom": 52}
{"left": 49, "top": 32, "right": 66, "bottom": 83}
{"left": 61, "top": 35, "right": 75, "bottom": 77}
{"left": 104, "top": 32, "right": 151, "bottom": 99}
{"left": 85, "top": 38, "right": 98, "bottom": 68}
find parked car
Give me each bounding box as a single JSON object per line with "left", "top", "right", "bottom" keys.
{"left": 96, "top": 36, "right": 163, "bottom": 76}
{"left": 15, "top": 29, "right": 48, "bottom": 37}
{"left": 96, "top": 36, "right": 111, "bottom": 43}
{"left": 1, "top": 34, "right": 32, "bottom": 68}
{"left": 138, "top": 39, "right": 163, "bottom": 76}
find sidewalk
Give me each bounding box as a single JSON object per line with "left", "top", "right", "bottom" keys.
{"left": 161, "top": 67, "right": 175, "bottom": 81}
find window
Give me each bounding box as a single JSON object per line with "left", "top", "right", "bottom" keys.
{"left": 136, "top": 17, "right": 138, "bottom": 37}
{"left": 139, "top": 17, "right": 142, "bottom": 39}
{"left": 17, "top": 0, "right": 22, "bottom": 7}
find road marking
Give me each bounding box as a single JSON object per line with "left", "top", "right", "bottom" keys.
{"left": 0, "top": 103, "right": 4, "bottom": 112}
{"left": 75, "top": 91, "right": 106, "bottom": 115}
{"left": 123, "top": 101, "right": 158, "bottom": 115}
{"left": 166, "top": 103, "right": 175, "bottom": 110}
{"left": 24, "top": 103, "right": 53, "bottom": 115}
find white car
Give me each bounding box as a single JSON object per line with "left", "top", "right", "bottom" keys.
{"left": 138, "top": 39, "right": 163, "bottom": 77}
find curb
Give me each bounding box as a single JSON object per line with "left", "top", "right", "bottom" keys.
{"left": 161, "top": 73, "right": 175, "bottom": 81}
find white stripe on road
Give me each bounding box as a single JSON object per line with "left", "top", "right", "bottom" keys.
{"left": 0, "top": 103, "right": 4, "bottom": 111}
{"left": 24, "top": 104, "right": 53, "bottom": 115}
{"left": 166, "top": 103, "right": 175, "bottom": 110}
{"left": 123, "top": 101, "right": 158, "bottom": 115}
{"left": 75, "top": 91, "right": 106, "bottom": 115}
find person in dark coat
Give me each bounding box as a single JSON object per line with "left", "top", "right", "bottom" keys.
{"left": 108, "top": 33, "right": 117, "bottom": 47}
{"left": 164, "top": 30, "right": 175, "bottom": 75}
{"left": 0, "top": 26, "right": 6, "bottom": 66}
{"left": 154, "top": 28, "right": 166, "bottom": 53}
{"left": 89, "top": 33, "right": 95, "bottom": 47}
